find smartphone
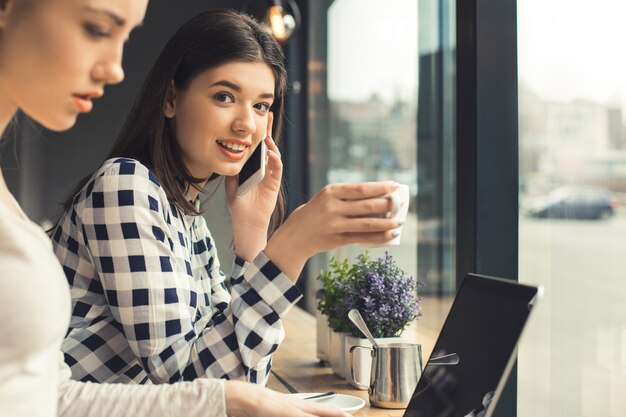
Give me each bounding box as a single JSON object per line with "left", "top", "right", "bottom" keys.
{"left": 237, "top": 140, "right": 266, "bottom": 196}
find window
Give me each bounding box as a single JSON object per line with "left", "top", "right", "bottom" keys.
{"left": 518, "top": 1, "right": 626, "bottom": 415}
{"left": 306, "top": 0, "right": 456, "bottom": 339}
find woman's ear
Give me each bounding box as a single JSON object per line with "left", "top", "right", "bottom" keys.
{"left": 163, "top": 80, "right": 177, "bottom": 119}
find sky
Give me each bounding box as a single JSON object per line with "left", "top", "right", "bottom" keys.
{"left": 518, "top": 0, "right": 626, "bottom": 108}
{"left": 326, "top": 0, "right": 626, "bottom": 111}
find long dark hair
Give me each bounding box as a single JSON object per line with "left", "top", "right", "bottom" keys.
{"left": 60, "top": 9, "right": 288, "bottom": 236}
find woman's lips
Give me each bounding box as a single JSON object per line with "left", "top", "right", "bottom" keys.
{"left": 217, "top": 141, "right": 247, "bottom": 161}
{"left": 72, "top": 95, "right": 93, "bottom": 113}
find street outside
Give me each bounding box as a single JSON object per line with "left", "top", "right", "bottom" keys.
{"left": 518, "top": 210, "right": 626, "bottom": 417}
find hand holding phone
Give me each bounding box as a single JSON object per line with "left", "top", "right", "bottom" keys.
{"left": 237, "top": 139, "right": 267, "bottom": 196}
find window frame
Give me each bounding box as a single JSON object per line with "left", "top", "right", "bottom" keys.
{"left": 456, "top": 0, "right": 520, "bottom": 415}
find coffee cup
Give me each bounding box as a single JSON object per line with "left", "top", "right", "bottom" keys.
{"left": 365, "top": 184, "right": 410, "bottom": 247}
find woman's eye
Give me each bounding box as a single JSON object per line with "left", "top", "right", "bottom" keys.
{"left": 84, "top": 23, "right": 111, "bottom": 39}
{"left": 255, "top": 102, "right": 271, "bottom": 112}
{"left": 214, "top": 93, "right": 234, "bottom": 103}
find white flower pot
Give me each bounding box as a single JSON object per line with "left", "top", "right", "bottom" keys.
{"left": 345, "top": 335, "right": 406, "bottom": 390}
{"left": 315, "top": 310, "right": 331, "bottom": 363}
{"left": 329, "top": 331, "right": 348, "bottom": 378}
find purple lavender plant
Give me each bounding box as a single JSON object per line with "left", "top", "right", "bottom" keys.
{"left": 334, "top": 252, "right": 423, "bottom": 338}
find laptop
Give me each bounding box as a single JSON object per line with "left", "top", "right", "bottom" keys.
{"left": 403, "top": 273, "right": 543, "bottom": 417}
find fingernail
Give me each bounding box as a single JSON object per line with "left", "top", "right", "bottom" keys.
{"left": 398, "top": 219, "right": 405, "bottom": 226}
{"left": 392, "top": 231, "right": 400, "bottom": 238}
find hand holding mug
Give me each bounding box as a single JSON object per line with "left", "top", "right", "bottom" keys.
{"left": 265, "top": 181, "right": 402, "bottom": 280}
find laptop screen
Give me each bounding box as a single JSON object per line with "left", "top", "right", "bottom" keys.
{"left": 404, "top": 274, "right": 540, "bottom": 417}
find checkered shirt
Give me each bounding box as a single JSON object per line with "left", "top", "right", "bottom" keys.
{"left": 52, "top": 158, "right": 302, "bottom": 385}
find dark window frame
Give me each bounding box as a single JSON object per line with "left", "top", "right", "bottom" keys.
{"left": 456, "top": 0, "right": 519, "bottom": 415}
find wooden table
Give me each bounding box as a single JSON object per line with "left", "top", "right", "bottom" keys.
{"left": 268, "top": 306, "right": 442, "bottom": 416}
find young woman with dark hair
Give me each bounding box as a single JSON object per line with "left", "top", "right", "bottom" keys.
{"left": 0, "top": 1, "right": 356, "bottom": 416}
{"left": 51, "top": 8, "right": 400, "bottom": 387}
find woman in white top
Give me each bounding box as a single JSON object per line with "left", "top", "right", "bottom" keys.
{"left": 0, "top": 0, "right": 397, "bottom": 416}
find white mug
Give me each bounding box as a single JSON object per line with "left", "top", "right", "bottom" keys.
{"left": 364, "top": 184, "right": 410, "bottom": 247}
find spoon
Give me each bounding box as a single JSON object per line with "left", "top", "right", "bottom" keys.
{"left": 348, "top": 309, "right": 378, "bottom": 349}
{"left": 302, "top": 392, "right": 337, "bottom": 401}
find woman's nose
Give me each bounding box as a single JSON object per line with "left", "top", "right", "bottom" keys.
{"left": 92, "top": 61, "right": 125, "bottom": 85}
{"left": 92, "top": 42, "right": 126, "bottom": 85}
{"left": 232, "top": 107, "right": 257, "bottom": 136}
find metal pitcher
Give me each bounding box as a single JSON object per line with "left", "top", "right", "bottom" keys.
{"left": 350, "top": 342, "right": 422, "bottom": 408}
{"left": 350, "top": 343, "right": 459, "bottom": 409}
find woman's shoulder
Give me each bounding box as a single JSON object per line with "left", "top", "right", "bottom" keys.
{"left": 69, "top": 158, "right": 168, "bottom": 211}
{"left": 96, "top": 157, "right": 161, "bottom": 188}
{"left": 83, "top": 157, "right": 165, "bottom": 197}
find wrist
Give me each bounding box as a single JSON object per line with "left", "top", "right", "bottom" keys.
{"left": 232, "top": 223, "right": 268, "bottom": 262}
{"left": 224, "top": 381, "right": 250, "bottom": 416}
{"left": 265, "top": 225, "right": 310, "bottom": 282}
{"left": 234, "top": 219, "right": 270, "bottom": 231}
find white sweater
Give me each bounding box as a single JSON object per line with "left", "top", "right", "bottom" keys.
{"left": 0, "top": 194, "right": 226, "bottom": 417}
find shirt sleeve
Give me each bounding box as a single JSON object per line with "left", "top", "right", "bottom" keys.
{"left": 184, "top": 249, "right": 303, "bottom": 385}
{"left": 57, "top": 353, "right": 226, "bottom": 417}
{"left": 77, "top": 160, "right": 302, "bottom": 384}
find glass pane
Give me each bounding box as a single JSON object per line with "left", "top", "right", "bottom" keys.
{"left": 518, "top": 1, "right": 626, "bottom": 415}
{"left": 306, "top": 0, "right": 456, "bottom": 344}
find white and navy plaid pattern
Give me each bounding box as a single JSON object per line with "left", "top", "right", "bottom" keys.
{"left": 52, "top": 158, "right": 301, "bottom": 385}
